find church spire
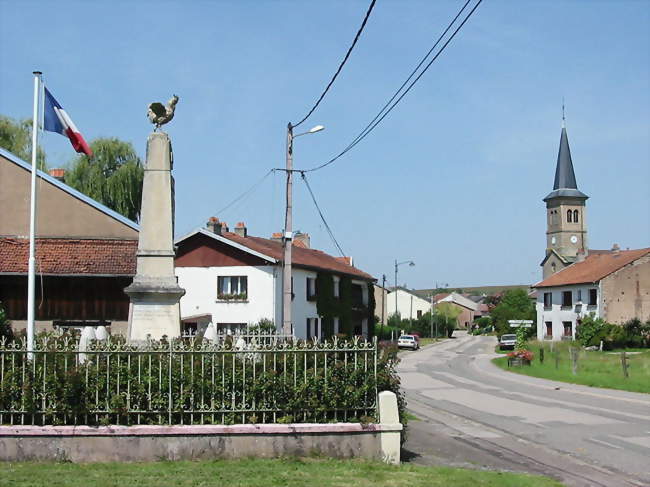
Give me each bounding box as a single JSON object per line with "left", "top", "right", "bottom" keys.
{"left": 543, "top": 108, "right": 588, "bottom": 202}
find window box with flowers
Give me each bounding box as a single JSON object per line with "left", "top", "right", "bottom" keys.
{"left": 217, "top": 276, "right": 248, "bottom": 302}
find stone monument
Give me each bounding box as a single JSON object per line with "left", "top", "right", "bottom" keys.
{"left": 125, "top": 95, "right": 185, "bottom": 341}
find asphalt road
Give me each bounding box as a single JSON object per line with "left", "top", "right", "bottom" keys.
{"left": 399, "top": 332, "right": 650, "bottom": 487}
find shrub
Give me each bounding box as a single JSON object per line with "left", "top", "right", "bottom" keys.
{"left": 0, "top": 302, "right": 13, "bottom": 342}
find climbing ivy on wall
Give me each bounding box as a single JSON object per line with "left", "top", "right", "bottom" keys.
{"left": 315, "top": 273, "right": 375, "bottom": 337}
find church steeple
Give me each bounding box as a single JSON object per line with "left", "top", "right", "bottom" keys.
{"left": 541, "top": 111, "right": 589, "bottom": 279}
{"left": 544, "top": 117, "right": 588, "bottom": 202}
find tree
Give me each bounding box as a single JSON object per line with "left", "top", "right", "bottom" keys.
{"left": 436, "top": 303, "right": 462, "bottom": 337}
{"left": 65, "top": 138, "right": 144, "bottom": 221}
{"left": 0, "top": 116, "right": 46, "bottom": 169}
{"left": 490, "top": 289, "right": 535, "bottom": 336}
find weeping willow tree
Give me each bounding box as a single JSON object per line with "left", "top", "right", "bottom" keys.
{"left": 0, "top": 116, "right": 47, "bottom": 169}
{"left": 65, "top": 138, "right": 143, "bottom": 221}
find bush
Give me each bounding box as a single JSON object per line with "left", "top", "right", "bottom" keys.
{"left": 0, "top": 302, "right": 13, "bottom": 342}
{"left": 578, "top": 314, "right": 650, "bottom": 350}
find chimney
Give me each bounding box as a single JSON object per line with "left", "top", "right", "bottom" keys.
{"left": 294, "top": 232, "right": 310, "bottom": 248}
{"left": 611, "top": 243, "right": 621, "bottom": 253}
{"left": 206, "top": 217, "right": 222, "bottom": 235}
{"left": 234, "top": 221, "right": 247, "bottom": 237}
{"left": 576, "top": 248, "right": 587, "bottom": 262}
{"left": 48, "top": 168, "right": 65, "bottom": 181}
{"left": 271, "top": 232, "right": 283, "bottom": 243}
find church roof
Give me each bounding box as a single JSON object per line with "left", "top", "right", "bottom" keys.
{"left": 544, "top": 126, "right": 588, "bottom": 201}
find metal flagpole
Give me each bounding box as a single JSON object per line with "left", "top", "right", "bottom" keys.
{"left": 27, "top": 71, "right": 42, "bottom": 359}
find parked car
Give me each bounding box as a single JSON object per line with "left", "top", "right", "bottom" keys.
{"left": 397, "top": 335, "right": 420, "bottom": 350}
{"left": 499, "top": 334, "right": 517, "bottom": 350}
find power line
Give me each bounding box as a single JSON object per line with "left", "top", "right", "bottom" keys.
{"left": 303, "top": 0, "right": 483, "bottom": 172}
{"left": 292, "top": 0, "right": 378, "bottom": 128}
{"left": 214, "top": 168, "right": 274, "bottom": 216}
{"left": 300, "top": 172, "right": 346, "bottom": 257}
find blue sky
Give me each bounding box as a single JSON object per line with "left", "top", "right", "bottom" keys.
{"left": 1, "top": 0, "right": 648, "bottom": 289}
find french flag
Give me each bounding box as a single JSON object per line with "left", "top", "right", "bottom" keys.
{"left": 43, "top": 87, "right": 93, "bottom": 157}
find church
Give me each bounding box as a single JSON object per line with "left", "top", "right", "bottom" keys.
{"left": 532, "top": 119, "right": 650, "bottom": 340}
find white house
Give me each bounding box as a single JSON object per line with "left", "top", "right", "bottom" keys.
{"left": 533, "top": 247, "right": 650, "bottom": 341}
{"left": 386, "top": 287, "right": 432, "bottom": 322}
{"left": 174, "top": 219, "right": 376, "bottom": 340}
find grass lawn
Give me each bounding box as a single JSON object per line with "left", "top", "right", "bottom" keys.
{"left": 0, "top": 458, "right": 563, "bottom": 487}
{"left": 493, "top": 341, "right": 650, "bottom": 394}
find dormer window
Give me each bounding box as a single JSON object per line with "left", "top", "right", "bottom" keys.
{"left": 567, "top": 209, "right": 572, "bottom": 223}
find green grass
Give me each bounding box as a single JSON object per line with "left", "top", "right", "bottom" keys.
{"left": 419, "top": 338, "right": 440, "bottom": 347}
{"left": 493, "top": 341, "right": 650, "bottom": 393}
{"left": 404, "top": 411, "right": 420, "bottom": 422}
{"left": 0, "top": 458, "right": 563, "bottom": 487}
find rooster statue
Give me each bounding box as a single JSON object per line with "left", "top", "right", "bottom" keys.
{"left": 147, "top": 95, "right": 179, "bottom": 129}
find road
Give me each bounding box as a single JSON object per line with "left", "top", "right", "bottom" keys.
{"left": 399, "top": 332, "right": 650, "bottom": 487}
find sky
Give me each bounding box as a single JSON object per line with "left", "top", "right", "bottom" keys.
{"left": 1, "top": 0, "right": 648, "bottom": 290}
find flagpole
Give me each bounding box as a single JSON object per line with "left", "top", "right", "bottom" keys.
{"left": 27, "top": 71, "right": 42, "bottom": 359}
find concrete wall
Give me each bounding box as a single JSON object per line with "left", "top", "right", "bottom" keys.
{"left": 374, "top": 285, "right": 389, "bottom": 324}
{"left": 0, "top": 154, "right": 137, "bottom": 239}
{"left": 601, "top": 254, "right": 650, "bottom": 324}
{"left": 0, "top": 423, "right": 399, "bottom": 463}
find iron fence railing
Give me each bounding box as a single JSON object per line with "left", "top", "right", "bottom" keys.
{"left": 0, "top": 335, "right": 378, "bottom": 427}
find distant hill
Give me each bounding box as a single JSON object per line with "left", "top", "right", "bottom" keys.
{"left": 413, "top": 284, "right": 530, "bottom": 298}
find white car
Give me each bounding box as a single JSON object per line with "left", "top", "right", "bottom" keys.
{"left": 397, "top": 335, "right": 419, "bottom": 350}
{"left": 499, "top": 334, "right": 517, "bottom": 350}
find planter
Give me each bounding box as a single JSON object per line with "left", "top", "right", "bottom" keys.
{"left": 508, "top": 357, "right": 531, "bottom": 367}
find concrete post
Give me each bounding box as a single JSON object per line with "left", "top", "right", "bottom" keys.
{"left": 378, "top": 390, "right": 402, "bottom": 464}
{"left": 125, "top": 132, "right": 185, "bottom": 341}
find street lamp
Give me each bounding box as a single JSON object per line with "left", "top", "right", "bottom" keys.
{"left": 282, "top": 123, "right": 325, "bottom": 336}
{"left": 394, "top": 259, "right": 415, "bottom": 330}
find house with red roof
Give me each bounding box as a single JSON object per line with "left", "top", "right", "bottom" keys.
{"left": 0, "top": 147, "right": 138, "bottom": 335}
{"left": 532, "top": 246, "right": 650, "bottom": 341}
{"left": 174, "top": 218, "right": 376, "bottom": 340}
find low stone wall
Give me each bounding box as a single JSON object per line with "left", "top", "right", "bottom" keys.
{"left": 0, "top": 422, "right": 401, "bottom": 464}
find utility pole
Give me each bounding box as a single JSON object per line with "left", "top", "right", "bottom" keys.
{"left": 380, "top": 274, "right": 386, "bottom": 338}
{"left": 282, "top": 123, "right": 293, "bottom": 336}
{"left": 429, "top": 294, "right": 434, "bottom": 338}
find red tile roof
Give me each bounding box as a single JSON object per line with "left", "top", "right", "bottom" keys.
{"left": 534, "top": 248, "right": 650, "bottom": 288}
{"left": 0, "top": 238, "right": 137, "bottom": 275}
{"left": 220, "top": 232, "right": 374, "bottom": 281}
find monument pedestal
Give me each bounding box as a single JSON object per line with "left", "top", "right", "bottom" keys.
{"left": 125, "top": 131, "right": 185, "bottom": 341}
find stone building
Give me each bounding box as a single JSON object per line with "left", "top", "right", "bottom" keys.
{"left": 533, "top": 247, "right": 650, "bottom": 340}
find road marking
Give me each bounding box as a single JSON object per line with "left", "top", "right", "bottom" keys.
{"left": 588, "top": 438, "right": 623, "bottom": 450}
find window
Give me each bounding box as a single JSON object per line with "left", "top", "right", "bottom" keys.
{"left": 306, "top": 277, "right": 317, "bottom": 300}
{"left": 577, "top": 289, "right": 582, "bottom": 302}
{"left": 417, "top": 310, "right": 423, "bottom": 319}
{"left": 543, "top": 292, "right": 552, "bottom": 309}
{"left": 573, "top": 210, "right": 579, "bottom": 223}
{"left": 182, "top": 322, "right": 198, "bottom": 338}
{"left": 567, "top": 209, "right": 572, "bottom": 223}
{"left": 333, "top": 276, "right": 340, "bottom": 298}
{"left": 563, "top": 321, "right": 573, "bottom": 337}
{"left": 545, "top": 322, "right": 552, "bottom": 338}
{"left": 562, "top": 291, "right": 573, "bottom": 307}
{"left": 306, "top": 318, "right": 320, "bottom": 340}
{"left": 333, "top": 317, "right": 340, "bottom": 335}
{"left": 551, "top": 262, "right": 556, "bottom": 273}
{"left": 589, "top": 288, "right": 597, "bottom": 306}
{"left": 217, "top": 276, "right": 247, "bottom": 300}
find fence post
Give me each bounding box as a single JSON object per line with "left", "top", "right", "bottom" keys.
{"left": 539, "top": 347, "right": 544, "bottom": 364}
{"left": 168, "top": 343, "right": 173, "bottom": 424}
{"left": 378, "top": 391, "right": 402, "bottom": 465}
{"left": 621, "top": 351, "right": 629, "bottom": 379}
{"left": 570, "top": 347, "right": 578, "bottom": 375}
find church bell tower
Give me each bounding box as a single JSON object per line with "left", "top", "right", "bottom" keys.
{"left": 541, "top": 115, "right": 589, "bottom": 279}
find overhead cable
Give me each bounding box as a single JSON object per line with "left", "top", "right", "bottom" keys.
{"left": 292, "top": 0, "right": 378, "bottom": 128}
{"left": 303, "top": 0, "right": 483, "bottom": 172}
{"left": 213, "top": 168, "right": 275, "bottom": 217}
{"left": 300, "top": 172, "right": 346, "bottom": 257}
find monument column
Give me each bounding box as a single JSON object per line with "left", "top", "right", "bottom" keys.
{"left": 125, "top": 131, "right": 185, "bottom": 341}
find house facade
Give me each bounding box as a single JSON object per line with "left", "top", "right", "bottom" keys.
{"left": 386, "top": 287, "right": 432, "bottom": 323}
{"left": 174, "top": 219, "right": 376, "bottom": 340}
{"left": 434, "top": 292, "right": 479, "bottom": 329}
{"left": 533, "top": 248, "right": 650, "bottom": 341}
{"left": 0, "top": 147, "right": 138, "bottom": 335}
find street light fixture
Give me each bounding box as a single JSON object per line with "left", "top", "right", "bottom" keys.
{"left": 282, "top": 123, "right": 325, "bottom": 335}
{"left": 394, "top": 259, "right": 415, "bottom": 330}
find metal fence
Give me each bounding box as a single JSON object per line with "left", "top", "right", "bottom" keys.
{"left": 0, "top": 335, "right": 378, "bottom": 426}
